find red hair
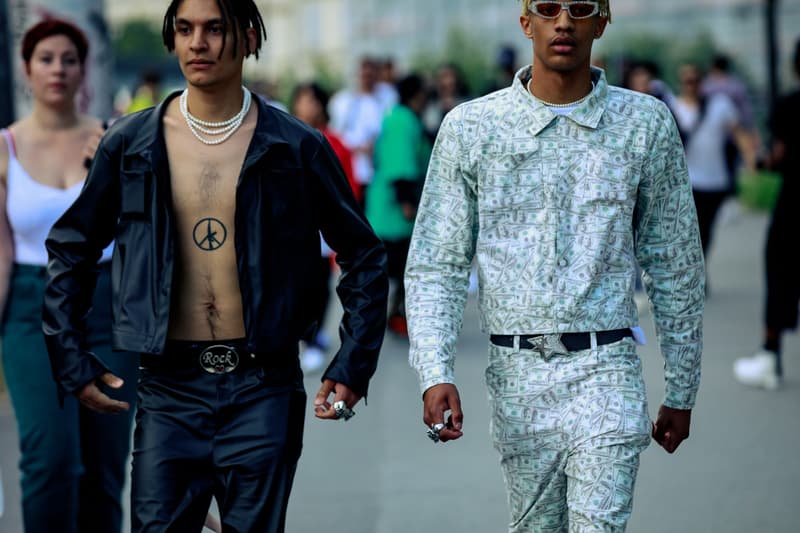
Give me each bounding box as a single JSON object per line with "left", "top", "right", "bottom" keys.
{"left": 21, "top": 18, "right": 89, "bottom": 65}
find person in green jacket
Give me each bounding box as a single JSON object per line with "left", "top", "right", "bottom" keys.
{"left": 366, "top": 74, "right": 431, "bottom": 337}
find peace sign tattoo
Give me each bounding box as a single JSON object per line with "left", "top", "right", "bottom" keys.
{"left": 193, "top": 217, "right": 228, "bottom": 251}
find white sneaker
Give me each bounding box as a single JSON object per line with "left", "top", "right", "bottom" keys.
{"left": 733, "top": 351, "right": 780, "bottom": 390}
{"left": 300, "top": 346, "right": 326, "bottom": 374}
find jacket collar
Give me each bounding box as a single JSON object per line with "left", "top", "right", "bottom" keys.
{"left": 243, "top": 94, "right": 291, "bottom": 169}
{"left": 122, "top": 88, "right": 290, "bottom": 168}
{"left": 512, "top": 65, "right": 609, "bottom": 136}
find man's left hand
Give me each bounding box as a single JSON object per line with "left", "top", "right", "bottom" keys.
{"left": 314, "top": 379, "right": 361, "bottom": 420}
{"left": 652, "top": 405, "right": 692, "bottom": 454}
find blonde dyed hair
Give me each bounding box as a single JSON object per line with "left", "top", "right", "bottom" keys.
{"left": 520, "top": 0, "right": 611, "bottom": 23}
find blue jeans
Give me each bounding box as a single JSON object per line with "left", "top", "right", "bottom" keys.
{"left": 1, "top": 263, "right": 138, "bottom": 533}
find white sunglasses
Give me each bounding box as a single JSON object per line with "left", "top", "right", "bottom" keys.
{"left": 529, "top": 1, "right": 600, "bottom": 20}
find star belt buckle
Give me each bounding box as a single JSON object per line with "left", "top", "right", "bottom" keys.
{"left": 199, "top": 345, "right": 240, "bottom": 374}
{"left": 528, "top": 334, "right": 567, "bottom": 360}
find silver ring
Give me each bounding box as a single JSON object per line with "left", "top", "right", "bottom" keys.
{"left": 333, "top": 400, "right": 355, "bottom": 421}
{"left": 426, "top": 422, "right": 446, "bottom": 443}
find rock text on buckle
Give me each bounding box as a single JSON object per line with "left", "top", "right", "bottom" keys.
{"left": 200, "top": 347, "right": 239, "bottom": 373}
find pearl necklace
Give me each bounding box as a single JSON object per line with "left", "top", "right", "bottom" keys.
{"left": 527, "top": 78, "right": 594, "bottom": 108}
{"left": 180, "top": 86, "right": 252, "bottom": 145}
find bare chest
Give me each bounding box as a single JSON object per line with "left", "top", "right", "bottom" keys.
{"left": 165, "top": 130, "right": 250, "bottom": 217}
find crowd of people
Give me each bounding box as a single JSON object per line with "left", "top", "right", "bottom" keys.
{"left": 617, "top": 50, "right": 798, "bottom": 390}
{"left": 0, "top": 0, "right": 797, "bottom": 531}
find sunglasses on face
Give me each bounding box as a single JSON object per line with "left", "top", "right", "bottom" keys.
{"left": 529, "top": 1, "right": 600, "bottom": 20}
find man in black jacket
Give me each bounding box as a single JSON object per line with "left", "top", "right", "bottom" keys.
{"left": 42, "top": 0, "right": 388, "bottom": 531}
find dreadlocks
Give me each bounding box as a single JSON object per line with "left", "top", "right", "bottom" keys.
{"left": 162, "top": 0, "right": 267, "bottom": 60}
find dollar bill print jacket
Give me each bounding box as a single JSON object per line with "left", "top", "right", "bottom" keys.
{"left": 406, "top": 67, "right": 704, "bottom": 410}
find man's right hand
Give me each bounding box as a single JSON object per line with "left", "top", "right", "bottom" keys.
{"left": 422, "top": 383, "right": 464, "bottom": 443}
{"left": 77, "top": 373, "right": 130, "bottom": 414}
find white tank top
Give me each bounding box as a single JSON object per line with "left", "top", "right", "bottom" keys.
{"left": 2, "top": 129, "right": 113, "bottom": 266}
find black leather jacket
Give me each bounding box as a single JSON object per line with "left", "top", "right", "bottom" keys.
{"left": 43, "top": 93, "right": 388, "bottom": 399}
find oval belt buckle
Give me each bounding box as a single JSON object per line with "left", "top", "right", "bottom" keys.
{"left": 199, "top": 345, "right": 240, "bottom": 374}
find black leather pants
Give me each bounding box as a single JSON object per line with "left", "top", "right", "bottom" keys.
{"left": 131, "top": 347, "right": 305, "bottom": 532}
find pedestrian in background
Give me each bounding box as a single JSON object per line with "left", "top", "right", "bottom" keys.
{"left": 376, "top": 56, "right": 400, "bottom": 111}
{"left": 670, "top": 63, "right": 756, "bottom": 266}
{"left": 423, "top": 62, "right": 470, "bottom": 139}
{"left": 0, "top": 18, "right": 137, "bottom": 533}
{"left": 406, "top": 1, "right": 705, "bottom": 530}
{"left": 701, "top": 54, "right": 760, "bottom": 197}
{"left": 291, "top": 81, "right": 359, "bottom": 372}
{"left": 329, "top": 56, "right": 386, "bottom": 204}
{"left": 126, "top": 69, "right": 162, "bottom": 114}
{"left": 483, "top": 44, "right": 518, "bottom": 95}
{"left": 367, "top": 74, "right": 431, "bottom": 338}
{"left": 623, "top": 59, "right": 675, "bottom": 108}
{"left": 734, "top": 37, "right": 800, "bottom": 390}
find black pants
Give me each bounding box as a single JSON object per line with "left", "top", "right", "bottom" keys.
{"left": 692, "top": 189, "right": 728, "bottom": 255}
{"left": 383, "top": 238, "right": 411, "bottom": 317}
{"left": 1, "top": 263, "right": 137, "bottom": 533}
{"left": 765, "top": 192, "right": 800, "bottom": 331}
{"left": 132, "top": 344, "right": 306, "bottom": 532}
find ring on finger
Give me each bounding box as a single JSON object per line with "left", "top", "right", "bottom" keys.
{"left": 426, "top": 422, "right": 446, "bottom": 443}
{"left": 333, "top": 400, "right": 355, "bottom": 421}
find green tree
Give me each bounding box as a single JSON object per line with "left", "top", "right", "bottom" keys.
{"left": 596, "top": 30, "right": 722, "bottom": 90}
{"left": 410, "top": 26, "right": 492, "bottom": 97}
{"left": 112, "top": 18, "right": 171, "bottom": 68}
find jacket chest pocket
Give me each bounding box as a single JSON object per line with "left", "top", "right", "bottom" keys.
{"left": 119, "top": 171, "right": 151, "bottom": 222}
{"left": 264, "top": 168, "right": 306, "bottom": 228}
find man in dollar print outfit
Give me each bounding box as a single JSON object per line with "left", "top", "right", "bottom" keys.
{"left": 405, "top": 1, "right": 704, "bottom": 530}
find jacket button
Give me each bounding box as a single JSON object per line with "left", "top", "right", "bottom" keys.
{"left": 250, "top": 353, "right": 256, "bottom": 359}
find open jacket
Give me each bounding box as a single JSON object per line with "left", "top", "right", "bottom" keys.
{"left": 43, "top": 92, "right": 388, "bottom": 399}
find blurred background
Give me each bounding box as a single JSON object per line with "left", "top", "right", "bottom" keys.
{"left": 1, "top": 1, "right": 799, "bottom": 532}
{"left": 1, "top": 0, "right": 798, "bottom": 127}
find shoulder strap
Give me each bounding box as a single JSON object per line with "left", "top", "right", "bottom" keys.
{"left": 1, "top": 129, "right": 17, "bottom": 158}
{"left": 696, "top": 96, "right": 709, "bottom": 127}
{"left": 671, "top": 97, "right": 708, "bottom": 147}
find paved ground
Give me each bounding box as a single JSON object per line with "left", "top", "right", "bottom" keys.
{"left": 1, "top": 203, "right": 798, "bottom": 532}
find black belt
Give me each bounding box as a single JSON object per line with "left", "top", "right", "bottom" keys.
{"left": 490, "top": 328, "right": 633, "bottom": 354}
{"left": 140, "top": 339, "right": 298, "bottom": 374}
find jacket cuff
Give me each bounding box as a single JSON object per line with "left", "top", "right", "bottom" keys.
{"left": 54, "top": 351, "right": 111, "bottom": 402}
{"left": 663, "top": 385, "right": 697, "bottom": 411}
{"left": 322, "top": 363, "right": 369, "bottom": 399}
{"left": 420, "top": 378, "right": 456, "bottom": 398}
{"left": 418, "top": 363, "right": 455, "bottom": 397}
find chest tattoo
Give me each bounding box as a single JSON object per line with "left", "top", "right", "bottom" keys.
{"left": 193, "top": 217, "right": 228, "bottom": 251}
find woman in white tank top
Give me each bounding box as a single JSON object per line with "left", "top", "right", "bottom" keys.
{"left": 0, "top": 19, "right": 137, "bottom": 533}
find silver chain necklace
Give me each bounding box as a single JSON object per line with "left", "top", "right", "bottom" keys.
{"left": 180, "top": 86, "right": 252, "bottom": 145}
{"left": 527, "top": 77, "right": 594, "bottom": 108}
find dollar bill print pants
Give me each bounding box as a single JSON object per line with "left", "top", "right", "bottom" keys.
{"left": 486, "top": 336, "right": 652, "bottom": 532}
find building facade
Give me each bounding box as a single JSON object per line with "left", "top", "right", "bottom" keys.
{"left": 102, "top": 0, "right": 800, "bottom": 95}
